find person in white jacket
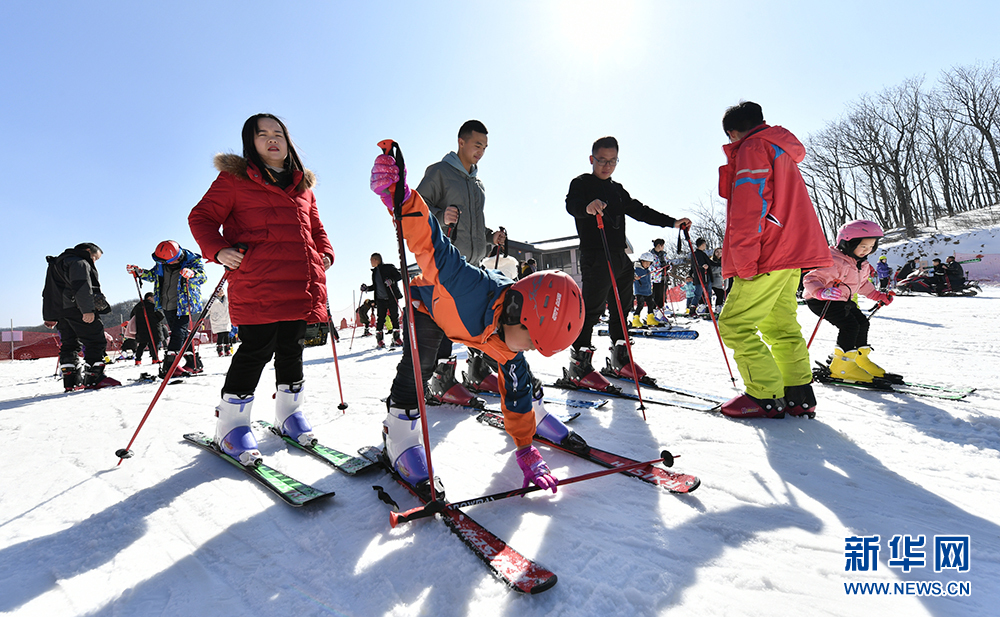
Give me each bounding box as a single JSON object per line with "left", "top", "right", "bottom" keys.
{"left": 207, "top": 290, "right": 233, "bottom": 356}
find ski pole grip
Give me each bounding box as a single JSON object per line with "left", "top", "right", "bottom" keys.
{"left": 389, "top": 500, "right": 447, "bottom": 528}
{"left": 595, "top": 212, "right": 604, "bottom": 230}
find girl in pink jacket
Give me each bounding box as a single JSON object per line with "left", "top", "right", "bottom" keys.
{"left": 802, "top": 220, "right": 897, "bottom": 383}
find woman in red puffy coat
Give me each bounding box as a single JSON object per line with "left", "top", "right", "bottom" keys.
{"left": 188, "top": 113, "right": 334, "bottom": 466}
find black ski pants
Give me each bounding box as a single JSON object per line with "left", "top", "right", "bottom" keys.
{"left": 222, "top": 320, "right": 306, "bottom": 397}
{"left": 390, "top": 310, "right": 445, "bottom": 408}
{"left": 574, "top": 248, "right": 633, "bottom": 349}
{"left": 806, "top": 299, "right": 869, "bottom": 351}
{"left": 56, "top": 312, "right": 107, "bottom": 365}
{"left": 652, "top": 281, "right": 666, "bottom": 309}
{"left": 164, "top": 309, "right": 189, "bottom": 353}
{"left": 375, "top": 297, "right": 399, "bottom": 333}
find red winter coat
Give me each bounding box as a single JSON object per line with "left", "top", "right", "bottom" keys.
{"left": 718, "top": 125, "right": 831, "bottom": 279}
{"left": 188, "top": 154, "right": 334, "bottom": 326}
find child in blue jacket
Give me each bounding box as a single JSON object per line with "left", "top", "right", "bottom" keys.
{"left": 875, "top": 255, "right": 892, "bottom": 291}
{"left": 632, "top": 253, "right": 658, "bottom": 326}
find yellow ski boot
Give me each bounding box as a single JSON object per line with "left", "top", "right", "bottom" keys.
{"left": 829, "top": 347, "right": 875, "bottom": 383}
{"left": 854, "top": 346, "right": 885, "bottom": 378}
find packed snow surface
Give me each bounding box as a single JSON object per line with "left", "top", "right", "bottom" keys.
{"left": 2, "top": 285, "right": 999, "bottom": 615}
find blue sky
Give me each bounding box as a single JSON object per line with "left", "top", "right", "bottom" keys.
{"left": 2, "top": 1, "right": 998, "bottom": 328}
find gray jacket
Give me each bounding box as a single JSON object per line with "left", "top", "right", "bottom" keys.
{"left": 416, "top": 152, "right": 492, "bottom": 264}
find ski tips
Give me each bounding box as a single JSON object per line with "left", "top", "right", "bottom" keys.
{"left": 377, "top": 139, "right": 396, "bottom": 154}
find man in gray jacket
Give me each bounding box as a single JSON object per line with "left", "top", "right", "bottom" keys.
{"left": 416, "top": 120, "right": 505, "bottom": 265}
{"left": 415, "top": 120, "right": 508, "bottom": 400}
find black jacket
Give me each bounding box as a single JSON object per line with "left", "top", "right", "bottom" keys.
{"left": 691, "top": 249, "right": 713, "bottom": 285}
{"left": 367, "top": 263, "right": 402, "bottom": 301}
{"left": 42, "top": 248, "right": 109, "bottom": 321}
{"left": 566, "top": 173, "right": 676, "bottom": 252}
{"left": 130, "top": 299, "right": 164, "bottom": 341}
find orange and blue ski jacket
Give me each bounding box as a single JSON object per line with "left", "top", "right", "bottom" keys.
{"left": 398, "top": 189, "right": 537, "bottom": 448}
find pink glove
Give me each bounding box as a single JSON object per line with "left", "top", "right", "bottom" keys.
{"left": 370, "top": 154, "right": 410, "bottom": 213}
{"left": 180, "top": 268, "right": 195, "bottom": 279}
{"left": 819, "top": 287, "right": 844, "bottom": 301}
{"left": 126, "top": 264, "right": 139, "bottom": 275}
{"left": 875, "top": 291, "right": 894, "bottom": 305}
{"left": 516, "top": 446, "right": 558, "bottom": 493}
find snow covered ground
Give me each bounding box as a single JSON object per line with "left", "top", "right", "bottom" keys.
{"left": 3, "top": 253, "right": 1000, "bottom": 616}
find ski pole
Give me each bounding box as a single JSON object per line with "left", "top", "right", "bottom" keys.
{"left": 806, "top": 301, "right": 831, "bottom": 349}
{"left": 806, "top": 278, "right": 841, "bottom": 349}
{"left": 389, "top": 452, "right": 672, "bottom": 527}
{"left": 115, "top": 247, "right": 245, "bottom": 465}
{"left": 326, "top": 299, "right": 348, "bottom": 412}
{"left": 378, "top": 139, "right": 439, "bottom": 503}
{"left": 131, "top": 270, "right": 160, "bottom": 363}
{"left": 680, "top": 227, "right": 738, "bottom": 389}
{"left": 595, "top": 212, "right": 647, "bottom": 420}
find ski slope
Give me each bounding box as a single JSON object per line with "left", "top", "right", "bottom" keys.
{"left": 2, "top": 288, "right": 999, "bottom": 617}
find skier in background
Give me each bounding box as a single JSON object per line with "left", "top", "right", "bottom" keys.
{"left": 709, "top": 247, "right": 727, "bottom": 313}
{"left": 127, "top": 240, "right": 207, "bottom": 377}
{"left": 649, "top": 239, "right": 670, "bottom": 321}
{"left": 208, "top": 289, "right": 233, "bottom": 356}
{"left": 875, "top": 255, "right": 892, "bottom": 291}
{"left": 130, "top": 292, "right": 163, "bottom": 366}
{"left": 632, "top": 253, "right": 659, "bottom": 327}
{"left": 43, "top": 242, "right": 120, "bottom": 391}
{"left": 360, "top": 253, "right": 403, "bottom": 349}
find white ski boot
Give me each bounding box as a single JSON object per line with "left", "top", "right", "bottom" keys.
{"left": 215, "top": 393, "right": 262, "bottom": 467}
{"left": 275, "top": 380, "right": 316, "bottom": 446}
{"left": 382, "top": 402, "right": 444, "bottom": 501}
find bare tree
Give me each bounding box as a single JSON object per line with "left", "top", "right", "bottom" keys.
{"left": 939, "top": 61, "right": 1000, "bottom": 202}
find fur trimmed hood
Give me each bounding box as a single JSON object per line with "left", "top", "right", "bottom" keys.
{"left": 214, "top": 153, "right": 316, "bottom": 191}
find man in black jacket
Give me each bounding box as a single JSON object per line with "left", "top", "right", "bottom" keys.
{"left": 361, "top": 253, "right": 403, "bottom": 348}
{"left": 944, "top": 256, "right": 965, "bottom": 293}
{"left": 690, "top": 237, "right": 713, "bottom": 312}
{"left": 131, "top": 292, "right": 164, "bottom": 365}
{"left": 562, "top": 137, "right": 690, "bottom": 389}
{"left": 42, "top": 243, "right": 119, "bottom": 390}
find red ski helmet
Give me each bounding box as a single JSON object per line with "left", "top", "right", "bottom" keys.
{"left": 505, "top": 270, "right": 583, "bottom": 357}
{"left": 835, "top": 220, "right": 883, "bottom": 255}
{"left": 155, "top": 240, "right": 181, "bottom": 263}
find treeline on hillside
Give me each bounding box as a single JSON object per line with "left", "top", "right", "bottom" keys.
{"left": 803, "top": 60, "right": 1000, "bottom": 238}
